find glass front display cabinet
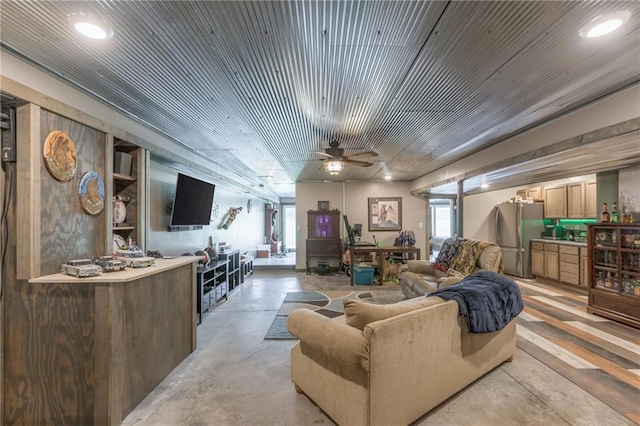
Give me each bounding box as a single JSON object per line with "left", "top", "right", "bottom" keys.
{"left": 587, "top": 223, "right": 640, "bottom": 328}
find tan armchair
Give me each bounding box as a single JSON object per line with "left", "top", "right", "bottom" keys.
{"left": 401, "top": 239, "right": 503, "bottom": 298}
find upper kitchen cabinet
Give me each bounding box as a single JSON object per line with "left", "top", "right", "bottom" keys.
{"left": 516, "top": 186, "right": 543, "bottom": 201}
{"left": 567, "top": 182, "right": 585, "bottom": 218}
{"left": 544, "top": 186, "right": 567, "bottom": 218}
{"left": 543, "top": 180, "right": 596, "bottom": 219}
{"left": 584, "top": 180, "right": 598, "bottom": 219}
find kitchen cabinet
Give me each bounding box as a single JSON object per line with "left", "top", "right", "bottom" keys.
{"left": 516, "top": 186, "right": 543, "bottom": 201}
{"left": 544, "top": 243, "right": 559, "bottom": 280}
{"left": 531, "top": 241, "right": 545, "bottom": 277}
{"left": 544, "top": 186, "right": 567, "bottom": 218}
{"left": 587, "top": 223, "right": 640, "bottom": 328}
{"left": 584, "top": 180, "right": 597, "bottom": 218}
{"left": 566, "top": 182, "right": 585, "bottom": 219}
{"left": 559, "top": 244, "right": 580, "bottom": 285}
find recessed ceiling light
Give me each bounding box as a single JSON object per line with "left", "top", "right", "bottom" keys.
{"left": 384, "top": 175, "right": 392, "bottom": 181}
{"left": 579, "top": 11, "right": 631, "bottom": 38}
{"left": 67, "top": 12, "right": 114, "bottom": 40}
{"left": 480, "top": 183, "right": 490, "bottom": 189}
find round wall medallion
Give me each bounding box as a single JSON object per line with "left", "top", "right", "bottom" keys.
{"left": 43, "top": 130, "right": 77, "bottom": 181}
{"left": 78, "top": 171, "right": 105, "bottom": 215}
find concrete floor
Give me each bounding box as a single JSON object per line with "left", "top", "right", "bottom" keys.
{"left": 122, "top": 270, "right": 634, "bottom": 426}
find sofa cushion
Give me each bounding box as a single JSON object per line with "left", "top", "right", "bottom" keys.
{"left": 407, "top": 260, "right": 435, "bottom": 275}
{"left": 343, "top": 297, "right": 444, "bottom": 330}
{"left": 477, "top": 245, "right": 501, "bottom": 271}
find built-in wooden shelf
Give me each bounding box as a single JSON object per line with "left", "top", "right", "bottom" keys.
{"left": 113, "top": 172, "right": 136, "bottom": 181}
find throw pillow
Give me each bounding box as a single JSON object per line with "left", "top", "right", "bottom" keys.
{"left": 447, "top": 268, "right": 466, "bottom": 278}
{"left": 343, "top": 297, "right": 444, "bottom": 331}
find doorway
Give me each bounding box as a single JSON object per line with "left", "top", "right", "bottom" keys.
{"left": 282, "top": 204, "right": 296, "bottom": 252}
{"left": 428, "top": 198, "right": 456, "bottom": 259}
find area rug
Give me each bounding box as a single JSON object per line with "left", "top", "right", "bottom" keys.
{"left": 265, "top": 290, "right": 383, "bottom": 340}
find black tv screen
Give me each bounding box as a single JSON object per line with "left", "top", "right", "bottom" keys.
{"left": 170, "top": 173, "right": 215, "bottom": 226}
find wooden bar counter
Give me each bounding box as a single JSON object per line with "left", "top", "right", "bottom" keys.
{"left": 7, "top": 257, "right": 198, "bottom": 425}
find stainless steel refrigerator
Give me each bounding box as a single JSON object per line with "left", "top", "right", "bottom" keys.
{"left": 494, "top": 202, "right": 545, "bottom": 278}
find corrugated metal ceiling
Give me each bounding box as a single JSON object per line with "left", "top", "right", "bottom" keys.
{"left": 1, "top": 0, "right": 639, "bottom": 198}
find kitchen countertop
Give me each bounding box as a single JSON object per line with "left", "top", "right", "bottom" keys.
{"left": 530, "top": 238, "right": 587, "bottom": 247}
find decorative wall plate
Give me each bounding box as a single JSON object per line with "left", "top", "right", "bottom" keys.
{"left": 78, "top": 171, "right": 105, "bottom": 215}
{"left": 113, "top": 234, "right": 126, "bottom": 254}
{"left": 43, "top": 130, "right": 77, "bottom": 181}
{"left": 113, "top": 196, "right": 127, "bottom": 223}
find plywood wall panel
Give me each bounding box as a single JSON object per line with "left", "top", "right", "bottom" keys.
{"left": 3, "top": 280, "right": 95, "bottom": 425}
{"left": 39, "top": 110, "right": 107, "bottom": 275}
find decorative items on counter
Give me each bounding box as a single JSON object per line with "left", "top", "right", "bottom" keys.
{"left": 61, "top": 259, "right": 102, "bottom": 277}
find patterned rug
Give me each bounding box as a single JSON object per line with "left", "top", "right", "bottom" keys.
{"left": 265, "top": 290, "right": 387, "bottom": 340}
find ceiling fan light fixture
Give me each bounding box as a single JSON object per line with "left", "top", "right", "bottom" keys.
{"left": 324, "top": 160, "right": 344, "bottom": 175}
{"left": 579, "top": 10, "right": 630, "bottom": 38}
{"left": 67, "top": 12, "right": 114, "bottom": 39}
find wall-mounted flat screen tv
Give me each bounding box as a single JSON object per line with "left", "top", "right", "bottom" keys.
{"left": 169, "top": 173, "right": 215, "bottom": 226}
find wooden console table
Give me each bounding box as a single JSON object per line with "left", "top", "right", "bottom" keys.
{"left": 16, "top": 257, "right": 199, "bottom": 425}
{"left": 349, "top": 246, "right": 420, "bottom": 286}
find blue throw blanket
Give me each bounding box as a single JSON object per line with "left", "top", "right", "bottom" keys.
{"left": 427, "top": 271, "right": 524, "bottom": 333}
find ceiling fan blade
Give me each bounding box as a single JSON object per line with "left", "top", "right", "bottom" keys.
{"left": 345, "top": 151, "right": 378, "bottom": 159}
{"left": 343, "top": 159, "right": 373, "bottom": 167}
{"left": 313, "top": 151, "right": 333, "bottom": 158}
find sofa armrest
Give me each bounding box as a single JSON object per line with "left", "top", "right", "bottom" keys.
{"left": 407, "top": 260, "right": 436, "bottom": 275}
{"left": 287, "top": 308, "right": 370, "bottom": 373}
{"left": 437, "top": 276, "right": 464, "bottom": 288}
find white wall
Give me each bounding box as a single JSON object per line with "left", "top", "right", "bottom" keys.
{"left": 619, "top": 165, "right": 640, "bottom": 216}
{"left": 148, "top": 160, "right": 265, "bottom": 256}
{"left": 295, "top": 182, "right": 427, "bottom": 270}
{"left": 463, "top": 188, "right": 515, "bottom": 243}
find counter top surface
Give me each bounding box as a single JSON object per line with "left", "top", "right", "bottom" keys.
{"left": 530, "top": 238, "right": 587, "bottom": 247}
{"left": 29, "top": 256, "right": 199, "bottom": 284}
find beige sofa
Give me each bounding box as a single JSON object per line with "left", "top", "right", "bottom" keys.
{"left": 287, "top": 296, "right": 516, "bottom": 426}
{"left": 401, "top": 239, "right": 502, "bottom": 298}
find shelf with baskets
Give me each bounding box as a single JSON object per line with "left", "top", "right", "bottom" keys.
{"left": 196, "top": 260, "right": 229, "bottom": 324}
{"left": 587, "top": 223, "right": 640, "bottom": 328}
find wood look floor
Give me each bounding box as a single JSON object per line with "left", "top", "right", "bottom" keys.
{"left": 514, "top": 278, "right": 640, "bottom": 425}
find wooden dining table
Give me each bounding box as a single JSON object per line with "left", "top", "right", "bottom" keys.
{"left": 348, "top": 245, "right": 420, "bottom": 286}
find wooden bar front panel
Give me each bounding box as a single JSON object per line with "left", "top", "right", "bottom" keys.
{"left": 5, "top": 259, "right": 196, "bottom": 425}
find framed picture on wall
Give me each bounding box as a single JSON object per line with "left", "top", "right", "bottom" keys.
{"left": 368, "top": 197, "right": 402, "bottom": 231}
{"left": 318, "top": 200, "right": 330, "bottom": 211}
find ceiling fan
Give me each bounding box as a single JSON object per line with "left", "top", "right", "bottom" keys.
{"left": 314, "top": 139, "right": 379, "bottom": 169}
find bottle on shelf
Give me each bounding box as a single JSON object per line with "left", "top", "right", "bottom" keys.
{"left": 611, "top": 202, "right": 620, "bottom": 223}
{"left": 621, "top": 208, "right": 634, "bottom": 223}
{"left": 601, "top": 203, "right": 610, "bottom": 223}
